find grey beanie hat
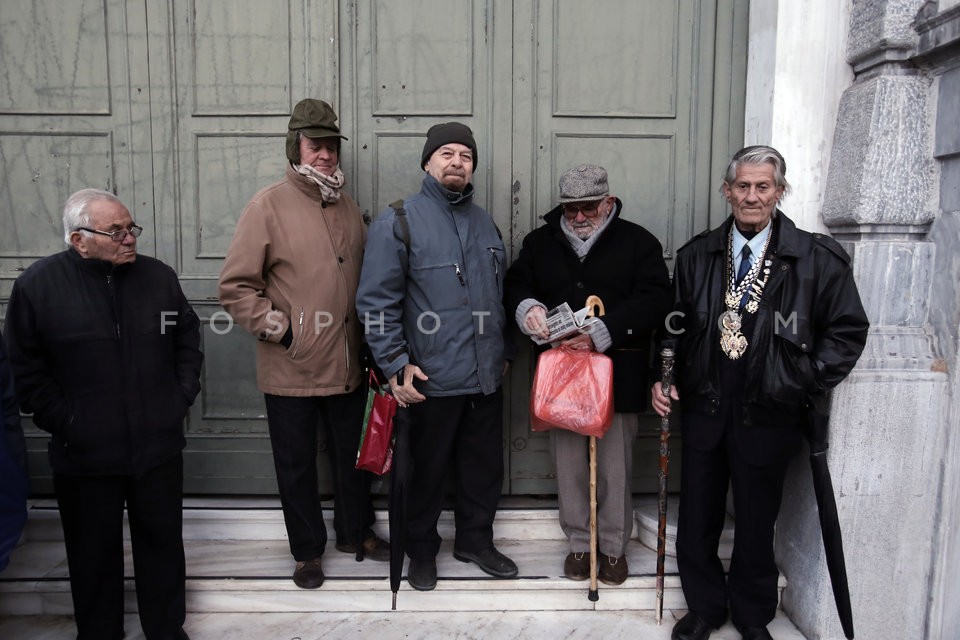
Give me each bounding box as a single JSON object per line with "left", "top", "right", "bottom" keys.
{"left": 421, "top": 122, "right": 478, "bottom": 169}
{"left": 558, "top": 164, "right": 609, "bottom": 204}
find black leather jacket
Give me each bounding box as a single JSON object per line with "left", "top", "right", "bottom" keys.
{"left": 665, "top": 213, "right": 869, "bottom": 425}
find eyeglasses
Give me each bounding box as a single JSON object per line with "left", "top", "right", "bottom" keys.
{"left": 77, "top": 224, "right": 143, "bottom": 242}
{"left": 562, "top": 200, "right": 604, "bottom": 218}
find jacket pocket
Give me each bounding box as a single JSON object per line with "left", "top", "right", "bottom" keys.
{"left": 765, "top": 313, "right": 818, "bottom": 403}
{"left": 487, "top": 246, "right": 505, "bottom": 297}
{"left": 287, "top": 307, "right": 307, "bottom": 359}
{"left": 409, "top": 259, "right": 467, "bottom": 312}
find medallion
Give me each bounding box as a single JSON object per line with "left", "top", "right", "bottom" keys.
{"left": 719, "top": 310, "right": 748, "bottom": 359}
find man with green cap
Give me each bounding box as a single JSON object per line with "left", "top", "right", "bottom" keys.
{"left": 356, "top": 122, "right": 517, "bottom": 591}
{"left": 220, "top": 98, "right": 388, "bottom": 590}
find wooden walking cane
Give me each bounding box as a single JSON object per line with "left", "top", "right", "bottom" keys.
{"left": 655, "top": 347, "right": 675, "bottom": 624}
{"left": 584, "top": 295, "right": 606, "bottom": 602}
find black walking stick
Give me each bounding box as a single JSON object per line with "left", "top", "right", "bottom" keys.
{"left": 655, "top": 347, "right": 675, "bottom": 625}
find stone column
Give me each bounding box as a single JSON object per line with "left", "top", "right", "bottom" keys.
{"left": 776, "top": 1, "right": 950, "bottom": 640}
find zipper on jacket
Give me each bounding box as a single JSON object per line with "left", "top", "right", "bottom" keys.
{"left": 488, "top": 247, "right": 501, "bottom": 294}
{"left": 106, "top": 273, "right": 120, "bottom": 339}
{"left": 454, "top": 262, "right": 466, "bottom": 287}
{"left": 289, "top": 308, "right": 305, "bottom": 358}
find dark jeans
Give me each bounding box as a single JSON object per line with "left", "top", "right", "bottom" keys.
{"left": 54, "top": 454, "right": 186, "bottom": 640}
{"left": 264, "top": 387, "right": 375, "bottom": 561}
{"left": 405, "top": 388, "right": 504, "bottom": 560}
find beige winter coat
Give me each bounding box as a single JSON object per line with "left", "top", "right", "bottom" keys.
{"left": 219, "top": 164, "right": 367, "bottom": 396}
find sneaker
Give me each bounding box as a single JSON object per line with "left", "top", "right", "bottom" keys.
{"left": 563, "top": 551, "right": 590, "bottom": 581}
{"left": 292, "top": 556, "right": 324, "bottom": 589}
{"left": 598, "top": 553, "right": 627, "bottom": 585}
{"left": 335, "top": 532, "right": 391, "bottom": 561}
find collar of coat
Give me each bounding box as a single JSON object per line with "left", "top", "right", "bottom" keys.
{"left": 66, "top": 246, "right": 133, "bottom": 276}
{"left": 691, "top": 210, "right": 803, "bottom": 260}
{"left": 421, "top": 173, "right": 475, "bottom": 207}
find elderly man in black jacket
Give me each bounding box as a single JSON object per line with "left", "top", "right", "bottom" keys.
{"left": 651, "top": 146, "right": 869, "bottom": 640}
{"left": 504, "top": 164, "right": 671, "bottom": 586}
{"left": 4, "top": 188, "right": 202, "bottom": 640}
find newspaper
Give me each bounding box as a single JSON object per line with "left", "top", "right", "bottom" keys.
{"left": 531, "top": 302, "right": 602, "bottom": 345}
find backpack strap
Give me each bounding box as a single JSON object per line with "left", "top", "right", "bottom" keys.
{"left": 389, "top": 199, "right": 410, "bottom": 252}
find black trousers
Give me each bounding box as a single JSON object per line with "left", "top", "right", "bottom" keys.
{"left": 54, "top": 454, "right": 185, "bottom": 640}
{"left": 676, "top": 407, "right": 788, "bottom": 629}
{"left": 405, "top": 389, "right": 504, "bottom": 560}
{"left": 263, "top": 387, "right": 375, "bottom": 561}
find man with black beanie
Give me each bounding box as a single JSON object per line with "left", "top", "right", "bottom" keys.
{"left": 357, "top": 121, "right": 517, "bottom": 591}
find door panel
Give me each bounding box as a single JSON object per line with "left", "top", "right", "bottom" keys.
{"left": 0, "top": 0, "right": 155, "bottom": 492}
{"left": 342, "top": 0, "right": 505, "bottom": 221}
{"left": 164, "top": 0, "right": 340, "bottom": 492}
{"left": 506, "top": 0, "right": 743, "bottom": 493}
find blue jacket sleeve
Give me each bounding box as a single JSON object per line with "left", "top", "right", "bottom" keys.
{"left": 356, "top": 210, "right": 410, "bottom": 380}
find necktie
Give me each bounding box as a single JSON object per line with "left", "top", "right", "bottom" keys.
{"left": 736, "top": 245, "right": 752, "bottom": 284}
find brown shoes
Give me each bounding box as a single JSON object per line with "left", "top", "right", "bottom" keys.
{"left": 292, "top": 556, "right": 325, "bottom": 589}
{"left": 565, "top": 551, "right": 628, "bottom": 584}
{"left": 335, "top": 532, "right": 391, "bottom": 561}
{"left": 564, "top": 551, "right": 591, "bottom": 581}
{"left": 598, "top": 553, "right": 628, "bottom": 585}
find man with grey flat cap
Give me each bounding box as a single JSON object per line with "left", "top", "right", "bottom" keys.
{"left": 220, "top": 98, "right": 388, "bottom": 590}
{"left": 356, "top": 122, "right": 516, "bottom": 591}
{"left": 504, "top": 164, "right": 671, "bottom": 585}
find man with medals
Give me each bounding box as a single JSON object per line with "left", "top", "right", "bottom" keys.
{"left": 650, "top": 146, "right": 869, "bottom": 640}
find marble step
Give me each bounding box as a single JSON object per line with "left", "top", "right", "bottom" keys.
{"left": 633, "top": 495, "right": 735, "bottom": 559}
{"left": 1, "top": 498, "right": 760, "bottom": 616}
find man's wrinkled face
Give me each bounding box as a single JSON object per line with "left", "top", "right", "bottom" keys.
{"left": 299, "top": 136, "right": 339, "bottom": 175}
{"left": 562, "top": 196, "right": 613, "bottom": 240}
{"left": 722, "top": 162, "right": 784, "bottom": 233}
{"left": 71, "top": 200, "right": 138, "bottom": 266}
{"left": 424, "top": 143, "right": 474, "bottom": 192}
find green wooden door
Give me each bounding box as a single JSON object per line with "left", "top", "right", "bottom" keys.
{"left": 1, "top": 0, "right": 744, "bottom": 495}
{"left": 507, "top": 0, "right": 748, "bottom": 493}
{"left": 339, "top": 0, "right": 747, "bottom": 494}
{"left": 0, "top": 0, "right": 160, "bottom": 492}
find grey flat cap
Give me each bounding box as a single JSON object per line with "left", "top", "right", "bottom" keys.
{"left": 558, "top": 164, "right": 609, "bottom": 203}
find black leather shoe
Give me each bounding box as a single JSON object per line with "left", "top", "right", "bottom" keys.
{"left": 292, "top": 557, "right": 324, "bottom": 589}
{"left": 453, "top": 546, "right": 519, "bottom": 578}
{"left": 735, "top": 624, "right": 773, "bottom": 640}
{"left": 672, "top": 611, "right": 714, "bottom": 640}
{"left": 335, "top": 532, "right": 391, "bottom": 561}
{"left": 407, "top": 557, "right": 438, "bottom": 591}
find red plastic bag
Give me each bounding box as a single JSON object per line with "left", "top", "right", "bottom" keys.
{"left": 356, "top": 369, "right": 397, "bottom": 474}
{"left": 530, "top": 346, "right": 615, "bottom": 438}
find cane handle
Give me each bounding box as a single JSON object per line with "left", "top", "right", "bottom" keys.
{"left": 584, "top": 295, "right": 605, "bottom": 318}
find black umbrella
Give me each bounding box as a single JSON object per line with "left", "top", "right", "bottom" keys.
{"left": 806, "top": 406, "right": 855, "bottom": 639}
{"left": 388, "top": 406, "right": 411, "bottom": 609}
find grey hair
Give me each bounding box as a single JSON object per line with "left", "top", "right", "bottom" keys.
{"left": 722, "top": 145, "right": 791, "bottom": 196}
{"left": 62, "top": 188, "right": 122, "bottom": 245}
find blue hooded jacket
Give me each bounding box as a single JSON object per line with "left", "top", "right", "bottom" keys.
{"left": 356, "top": 175, "right": 507, "bottom": 396}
